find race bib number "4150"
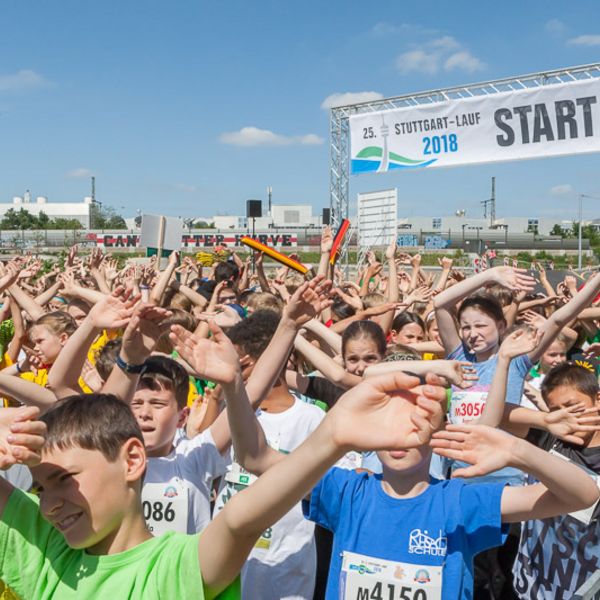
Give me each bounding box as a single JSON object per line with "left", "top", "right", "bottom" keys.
{"left": 340, "top": 551, "right": 442, "bottom": 600}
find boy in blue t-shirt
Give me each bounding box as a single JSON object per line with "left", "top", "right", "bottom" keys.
{"left": 209, "top": 331, "right": 600, "bottom": 599}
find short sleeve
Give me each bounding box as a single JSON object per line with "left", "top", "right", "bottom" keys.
{"left": 447, "top": 344, "right": 468, "bottom": 362}
{"left": 303, "top": 467, "right": 357, "bottom": 533}
{"left": 457, "top": 482, "right": 508, "bottom": 555}
{"left": 0, "top": 490, "right": 70, "bottom": 598}
{"left": 513, "top": 354, "right": 533, "bottom": 377}
{"left": 181, "top": 429, "right": 228, "bottom": 480}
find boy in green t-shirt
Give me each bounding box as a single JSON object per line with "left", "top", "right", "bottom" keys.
{"left": 0, "top": 331, "right": 449, "bottom": 599}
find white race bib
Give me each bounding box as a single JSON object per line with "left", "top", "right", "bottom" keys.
{"left": 449, "top": 390, "right": 487, "bottom": 424}
{"left": 340, "top": 551, "right": 442, "bottom": 600}
{"left": 142, "top": 479, "right": 188, "bottom": 535}
{"left": 225, "top": 461, "right": 258, "bottom": 487}
{"left": 549, "top": 449, "right": 600, "bottom": 525}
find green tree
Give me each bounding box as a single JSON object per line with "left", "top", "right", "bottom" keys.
{"left": 550, "top": 224, "right": 567, "bottom": 237}
{"left": 90, "top": 203, "right": 127, "bottom": 229}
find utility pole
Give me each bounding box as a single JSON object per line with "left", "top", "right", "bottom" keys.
{"left": 267, "top": 186, "right": 272, "bottom": 217}
{"left": 480, "top": 177, "right": 496, "bottom": 227}
{"left": 577, "top": 193, "right": 600, "bottom": 270}
{"left": 91, "top": 176, "right": 96, "bottom": 230}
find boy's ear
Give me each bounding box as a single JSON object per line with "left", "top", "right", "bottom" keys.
{"left": 59, "top": 332, "right": 70, "bottom": 346}
{"left": 122, "top": 437, "right": 147, "bottom": 484}
{"left": 177, "top": 406, "right": 190, "bottom": 429}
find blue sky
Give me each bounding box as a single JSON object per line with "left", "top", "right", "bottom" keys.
{"left": 1, "top": 0, "right": 600, "bottom": 223}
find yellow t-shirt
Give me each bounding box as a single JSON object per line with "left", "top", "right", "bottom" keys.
{"left": 20, "top": 369, "right": 93, "bottom": 394}
{"left": 88, "top": 329, "right": 121, "bottom": 365}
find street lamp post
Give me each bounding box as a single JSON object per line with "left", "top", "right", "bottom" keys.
{"left": 577, "top": 193, "right": 600, "bottom": 270}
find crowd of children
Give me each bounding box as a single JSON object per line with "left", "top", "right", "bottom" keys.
{"left": 0, "top": 234, "right": 600, "bottom": 599}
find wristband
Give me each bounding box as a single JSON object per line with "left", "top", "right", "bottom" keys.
{"left": 116, "top": 355, "right": 145, "bottom": 374}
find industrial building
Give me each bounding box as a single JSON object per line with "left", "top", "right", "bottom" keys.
{"left": 0, "top": 191, "right": 92, "bottom": 227}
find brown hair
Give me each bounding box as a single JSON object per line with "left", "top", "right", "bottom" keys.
{"left": 41, "top": 393, "right": 144, "bottom": 461}
{"left": 31, "top": 311, "right": 77, "bottom": 339}
{"left": 341, "top": 320, "right": 386, "bottom": 358}
{"left": 246, "top": 292, "right": 283, "bottom": 315}
{"left": 457, "top": 293, "right": 506, "bottom": 327}
{"left": 541, "top": 362, "right": 599, "bottom": 401}
{"left": 138, "top": 356, "right": 190, "bottom": 410}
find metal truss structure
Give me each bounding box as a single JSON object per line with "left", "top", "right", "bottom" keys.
{"left": 328, "top": 62, "right": 600, "bottom": 248}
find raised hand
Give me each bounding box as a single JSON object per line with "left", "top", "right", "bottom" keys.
{"left": 88, "top": 247, "right": 105, "bottom": 270}
{"left": 436, "top": 361, "right": 478, "bottom": 389}
{"left": 362, "top": 301, "right": 402, "bottom": 318}
{"left": 385, "top": 239, "right": 397, "bottom": 261}
{"left": 493, "top": 266, "right": 536, "bottom": 293}
{"left": 542, "top": 404, "right": 600, "bottom": 445}
{"left": 120, "top": 303, "right": 172, "bottom": 365}
{"left": 430, "top": 423, "right": 518, "bottom": 478}
{"left": 87, "top": 287, "right": 136, "bottom": 330}
{"left": 169, "top": 321, "right": 241, "bottom": 385}
{"left": 0, "top": 406, "right": 47, "bottom": 469}
{"left": 404, "top": 284, "right": 433, "bottom": 306}
{"left": 283, "top": 276, "right": 333, "bottom": 326}
{"left": 328, "top": 372, "right": 447, "bottom": 452}
{"left": 438, "top": 256, "right": 453, "bottom": 270}
{"left": 498, "top": 327, "right": 541, "bottom": 360}
{"left": 0, "top": 260, "right": 20, "bottom": 289}
{"left": 320, "top": 226, "right": 333, "bottom": 254}
{"left": 410, "top": 253, "right": 422, "bottom": 269}
{"left": 66, "top": 245, "right": 78, "bottom": 268}
{"left": 167, "top": 250, "right": 180, "bottom": 268}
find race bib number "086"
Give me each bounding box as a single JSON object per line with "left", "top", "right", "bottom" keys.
{"left": 340, "top": 551, "right": 442, "bottom": 600}
{"left": 142, "top": 481, "right": 188, "bottom": 535}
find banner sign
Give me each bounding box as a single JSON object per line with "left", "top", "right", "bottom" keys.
{"left": 91, "top": 233, "right": 298, "bottom": 249}
{"left": 350, "top": 78, "right": 600, "bottom": 174}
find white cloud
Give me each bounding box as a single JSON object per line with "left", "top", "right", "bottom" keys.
{"left": 444, "top": 51, "right": 485, "bottom": 73}
{"left": 67, "top": 168, "right": 94, "bottom": 178}
{"left": 550, "top": 184, "right": 574, "bottom": 196}
{"left": 396, "top": 49, "right": 440, "bottom": 74}
{"left": 396, "top": 36, "right": 484, "bottom": 75}
{"left": 297, "top": 133, "right": 324, "bottom": 145}
{"left": 219, "top": 126, "right": 323, "bottom": 147}
{"left": 0, "top": 69, "right": 50, "bottom": 93}
{"left": 321, "top": 91, "right": 384, "bottom": 109}
{"left": 545, "top": 19, "right": 567, "bottom": 35}
{"left": 429, "top": 36, "right": 460, "bottom": 51}
{"left": 568, "top": 34, "right": 600, "bottom": 46}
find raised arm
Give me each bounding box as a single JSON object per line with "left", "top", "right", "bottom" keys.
{"left": 477, "top": 328, "right": 539, "bottom": 427}
{"left": 378, "top": 241, "right": 399, "bottom": 336}
{"left": 294, "top": 335, "right": 360, "bottom": 389}
{"left": 47, "top": 290, "right": 135, "bottom": 399}
{"left": 433, "top": 267, "right": 536, "bottom": 354}
{"left": 432, "top": 423, "right": 600, "bottom": 523}
{"left": 0, "top": 375, "right": 57, "bottom": 412}
{"left": 530, "top": 271, "right": 600, "bottom": 362}
{"left": 199, "top": 371, "right": 446, "bottom": 599}
{"left": 169, "top": 280, "right": 209, "bottom": 310}
{"left": 8, "top": 284, "right": 45, "bottom": 321}
{"left": 0, "top": 406, "right": 47, "bottom": 514}
{"left": 149, "top": 251, "right": 179, "bottom": 305}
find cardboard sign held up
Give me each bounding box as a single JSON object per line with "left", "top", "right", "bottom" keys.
{"left": 140, "top": 215, "right": 184, "bottom": 266}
